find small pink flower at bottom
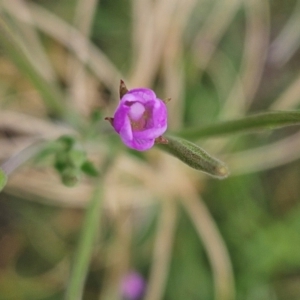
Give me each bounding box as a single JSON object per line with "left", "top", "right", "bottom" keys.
{"left": 121, "top": 271, "right": 145, "bottom": 300}
{"left": 107, "top": 86, "right": 168, "bottom": 151}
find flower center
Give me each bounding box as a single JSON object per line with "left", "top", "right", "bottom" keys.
{"left": 128, "top": 102, "right": 145, "bottom": 120}
{"left": 127, "top": 102, "right": 150, "bottom": 131}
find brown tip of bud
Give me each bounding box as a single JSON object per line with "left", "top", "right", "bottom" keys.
{"left": 119, "top": 79, "right": 129, "bottom": 99}
{"left": 155, "top": 136, "right": 169, "bottom": 144}
{"left": 105, "top": 117, "right": 114, "bottom": 126}
{"left": 163, "top": 98, "right": 171, "bottom": 104}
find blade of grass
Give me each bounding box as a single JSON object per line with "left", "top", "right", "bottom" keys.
{"left": 269, "top": 0, "right": 300, "bottom": 66}
{"left": 0, "top": 169, "right": 7, "bottom": 192}
{"left": 241, "top": 0, "right": 270, "bottom": 106}
{"left": 227, "top": 130, "right": 300, "bottom": 175}
{"left": 1, "top": 140, "right": 47, "bottom": 176}
{"left": 178, "top": 111, "right": 300, "bottom": 140}
{"left": 144, "top": 199, "right": 177, "bottom": 300}
{"left": 192, "top": 0, "right": 240, "bottom": 72}
{"left": 65, "top": 181, "right": 103, "bottom": 300}
{"left": 271, "top": 74, "right": 300, "bottom": 110}
{"left": 181, "top": 194, "right": 235, "bottom": 300}
{"left": 67, "top": 0, "right": 98, "bottom": 113}
{"left": 65, "top": 153, "right": 114, "bottom": 300}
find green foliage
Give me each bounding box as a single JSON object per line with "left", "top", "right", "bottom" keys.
{"left": 81, "top": 161, "right": 99, "bottom": 177}
{"left": 53, "top": 135, "right": 98, "bottom": 186}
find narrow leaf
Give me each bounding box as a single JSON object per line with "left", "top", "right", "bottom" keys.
{"left": 158, "top": 136, "right": 229, "bottom": 179}
{"left": 81, "top": 161, "right": 99, "bottom": 177}
{"left": 65, "top": 181, "right": 103, "bottom": 300}
{"left": 178, "top": 111, "right": 300, "bottom": 140}
{"left": 65, "top": 153, "right": 115, "bottom": 300}
{"left": 0, "top": 169, "right": 7, "bottom": 192}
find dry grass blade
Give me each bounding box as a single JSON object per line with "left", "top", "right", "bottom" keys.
{"left": 193, "top": 0, "right": 241, "bottom": 71}
{"left": 1, "top": 0, "right": 57, "bottom": 83}
{"left": 144, "top": 199, "right": 177, "bottom": 300}
{"left": 181, "top": 194, "right": 235, "bottom": 300}
{"left": 241, "top": 0, "right": 270, "bottom": 106}
{"left": 161, "top": 0, "right": 197, "bottom": 130}
{"left": 269, "top": 0, "right": 300, "bottom": 66}
{"left": 5, "top": 167, "right": 93, "bottom": 207}
{"left": 25, "top": 2, "right": 123, "bottom": 101}
{"left": 1, "top": 141, "right": 46, "bottom": 175}
{"left": 131, "top": 0, "right": 152, "bottom": 59}
{"left": 162, "top": 35, "right": 184, "bottom": 130}
{"left": 203, "top": 0, "right": 270, "bottom": 154}
{"left": 99, "top": 209, "right": 132, "bottom": 300}
{"left": 207, "top": 48, "right": 246, "bottom": 119}
{"left": 129, "top": 0, "right": 180, "bottom": 86}
{"left": 67, "top": 0, "right": 99, "bottom": 114}
{"left": 271, "top": 74, "right": 300, "bottom": 110}
{"left": 228, "top": 130, "right": 300, "bottom": 175}
{"left": 0, "top": 110, "right": 73, "bottom": 159}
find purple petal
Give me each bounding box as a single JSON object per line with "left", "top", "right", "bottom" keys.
{"left": 119, "top": 115, "right": 133, "bottom": 141}
{"left": 149, "top": 98, "right": 168, "bottom": 127}
{"left": 113, "top": 103, "right": 131, "bottom": 133}
{"left": 122, "top": 88, "right": 156, "bottom": 104}
{"left": 133, "top": 98, "right": 167, "bottom": 139}
{"left": 132, "top": 124, "right": 167, "bottom": 140}
{"left": 123, "top": 136, "right": 155, "bottom": 151}
{"left": 121, "top": 271, "right": 145, "bottom": 300}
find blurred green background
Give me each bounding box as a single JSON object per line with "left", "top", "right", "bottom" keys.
{"left": 1, "top": 0, "right": 300, "bottom": 299}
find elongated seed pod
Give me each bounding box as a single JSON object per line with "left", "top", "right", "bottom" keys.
{"left": 158, "top": 135, "right": 229, "bottom": 179}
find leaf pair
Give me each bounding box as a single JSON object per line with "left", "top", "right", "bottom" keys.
{"left": 54, "top": 136, "right": 99, "bottom": 187}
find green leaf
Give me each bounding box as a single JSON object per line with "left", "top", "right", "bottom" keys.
{"left": 0, "top": 169, "right": 7, "bottom": 191}
{"left": 54, "top": 151, "right": 69, "bottom": 173}
{"left": 158, "top": 136, "right": 229, "bottom": 179}
{"left": 178, "top": 111, "right": 300, "bottom": 140}
{"left": 68, "top": 149, "right": 87, "bottom": 168}
{"left": 90, "top": 110, "right": 102, "bottom": 123}
{"left": 81, "top": 161, "right": 99, "bottom": 177}
{"left": 57, "top": 135, "right": 76, "bottom": 151}
{"left": 61, "top": 167, "right": 81, "bottom": 187}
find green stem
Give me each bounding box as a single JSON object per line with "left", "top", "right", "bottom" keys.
{"left": 65, "top": 182, "right": 103, "bottom": 300}
{"left": 177, "top": 111, "right": 300, "bottom": 140}
{"left": 65, "top": 154, "right": 114, "bottom": 300}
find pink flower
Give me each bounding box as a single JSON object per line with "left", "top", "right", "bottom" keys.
{"left": 109, "top": 87, "right": 168, "bottom": 151}
{"left": 121, "top": 271, "right": 145, "bottom": 300}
